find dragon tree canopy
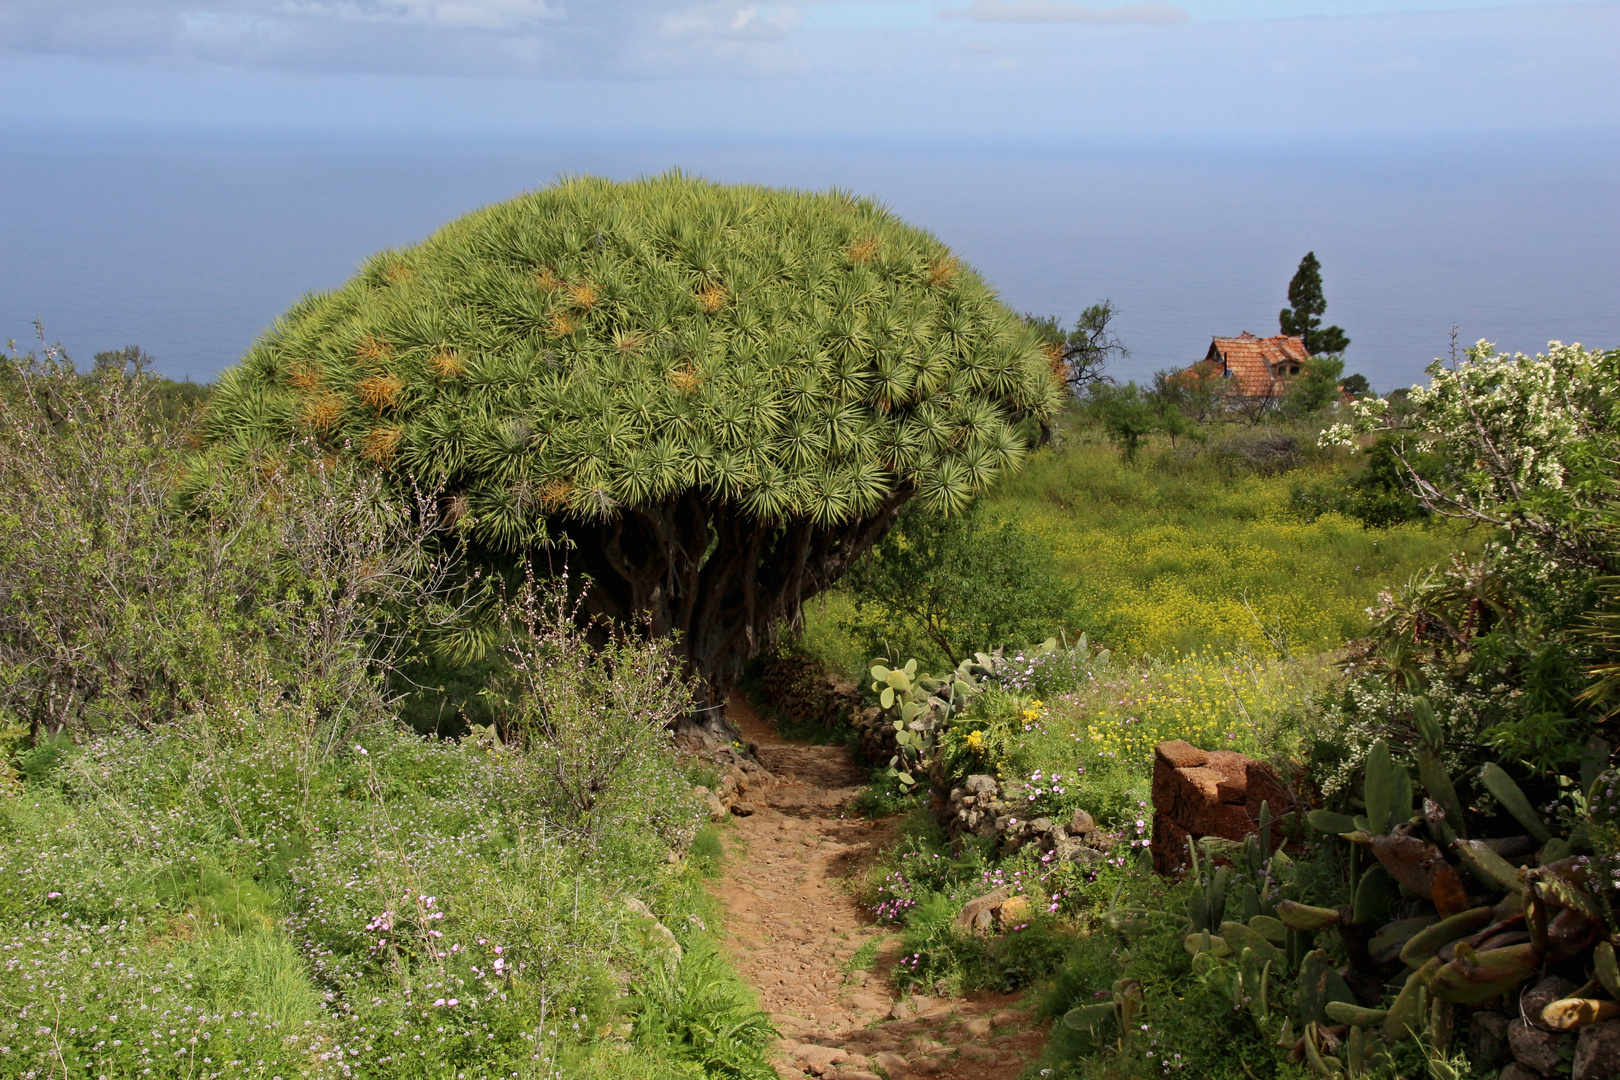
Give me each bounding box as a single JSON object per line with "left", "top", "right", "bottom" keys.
{"left": 206, "top": 171, "right": 1062, "bottom": 741}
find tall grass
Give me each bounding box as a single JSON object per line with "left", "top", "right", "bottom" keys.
{"left": 801, "top": 420, "right": 1473, "bottom": 677}
{"left": 984, "top": 429, "right": 1472, "bottom": 658}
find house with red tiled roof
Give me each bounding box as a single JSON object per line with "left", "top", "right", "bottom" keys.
{"left": 1185, "top": 332, "right": 1311, "bottom": 399}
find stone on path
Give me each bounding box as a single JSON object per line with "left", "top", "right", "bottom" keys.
{"left": 890, "top": 996, "right": 935, "bottom": 1021}
{"left": 872, "top": 1050, "right": 911, "bottom": 1075}
{"left": 847, "top": 992, "right": 891, "bottom": 1014}
{"left": 791, "top": 1044, "right": 847, "bottom": 1070}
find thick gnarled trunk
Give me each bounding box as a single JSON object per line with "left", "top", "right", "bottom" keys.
{"left": 558, "top": 489, "right": 911, "bottom": 745}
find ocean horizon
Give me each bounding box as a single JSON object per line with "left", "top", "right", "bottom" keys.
{"left": 4, "top": 124, "right": 1616, "bottom": 393}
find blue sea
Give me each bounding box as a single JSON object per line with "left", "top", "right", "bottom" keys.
{"left": 3, "top": 127, "right": 1616, "bottom": 393}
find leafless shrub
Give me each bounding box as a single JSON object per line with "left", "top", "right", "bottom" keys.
{"left": 0, "top": 339, "right": 453, "bottom": 761}
{"left": 499, "top": 568, "right": 692, "bottom": 836}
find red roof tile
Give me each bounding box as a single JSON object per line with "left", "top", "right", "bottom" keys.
{"left": 1193, "top": 333, "right": 1311, "bottom": 397}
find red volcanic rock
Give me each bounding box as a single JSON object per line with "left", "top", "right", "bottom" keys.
{"left": 1151, "top": 739, "right": 1297, "bottom": 876}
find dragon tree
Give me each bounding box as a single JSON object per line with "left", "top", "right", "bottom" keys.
{"left": 204, "top": 172, "right": 1062, "bottom": 742}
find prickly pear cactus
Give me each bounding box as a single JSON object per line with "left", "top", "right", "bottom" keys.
{"left": 1271, "top": 696, "right": 1618, "bottom": 1076}
{"left": 868, "top": 655, "right": 981, "bottom": 792}
{"left": 1062, "top": 977, "right": 1145, "bottom": 1050}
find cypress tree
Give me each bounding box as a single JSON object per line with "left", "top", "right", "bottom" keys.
{"left": 203, "top": 173, "right": 1062, "bottom": 740}
{"left": 1279, "top": 251, "right": 1350, "bottom": 355}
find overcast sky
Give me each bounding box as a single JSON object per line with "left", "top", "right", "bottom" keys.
{"left": 4, "top": 1, "right": 1616, "bottom": 137}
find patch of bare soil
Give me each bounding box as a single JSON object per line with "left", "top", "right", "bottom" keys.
{"left": 713, "top": 692, "right": 1051, "bottom": 1080}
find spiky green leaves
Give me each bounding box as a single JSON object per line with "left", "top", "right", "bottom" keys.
{"left": 206, "top": 172, "right": 1060, "bottom": 548}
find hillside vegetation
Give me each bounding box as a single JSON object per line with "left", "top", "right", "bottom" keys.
{"left": 807, "top": 341, "right": 1620, "bottom": 1080}
{"left": 0, "top": 349, "right": 774, "bottom": 1080}
{"left": 6, "top": 197, "right": 1617, "bottom": 1080}
{"left": 988, "top": 425, "right": 1467, "bottom": 656}
{"left": 802, "top": 417, "right": 1470, "bottom": 676}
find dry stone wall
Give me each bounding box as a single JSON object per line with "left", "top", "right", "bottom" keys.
{"left": 1149, "top": 738, "right": 1299, "bottom": 876}
{"left": 938, "top": 773, "right": 1112, "bottom": 865}
{"left": 1467, "top": 975, "right": 1620, "bottom": 1080}
{"left": 759, "top": 651, "right": 898, "bottom": 766}
{"left": 761, "top": 652, "right": 864, "bottom": 731}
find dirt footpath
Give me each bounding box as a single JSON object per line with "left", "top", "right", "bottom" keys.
{"left": 713, "top": 693, "right": 1050, "bottom": 1080}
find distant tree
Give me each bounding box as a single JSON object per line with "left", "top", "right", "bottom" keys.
{"left": 92, "top": 347, "right": 211, "bottom": 431}
{"left": 1340, "top": 373, "right": 1372, "bottom": 398}
{"left": 1093, "top": 382, "right": 1158, "bottom": 460}
{"left": 1279, "top": 252, "right": 1350, "bottom": 355}
{"left": 1155, "top": 400, "right": 1200, "bottom": 449}
{"left": 1158, "top": 359, "right": 1233, "bottom": 422}
{"left": 1026, "top": 301, "right": 1127, "bottom": 397}
{"left": 1147, "top": 370, "right": 1204, "bottom": 447}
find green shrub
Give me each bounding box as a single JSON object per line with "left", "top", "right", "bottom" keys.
{"left": 842, "top": 500, "right": 1081, "bottom": 670}
{"left": 856, "top": 805, "right": 1090, "bottom": 999}
{"left": 1289, "top": 433, "right": 1432, "bottom": 529}
{"left": 0, "top": 345, "right": 449, "bottom": 755}
{"left": 1322, "top": 341, "right": 1620, "bottom": 770}
{"left": 1090, "top": 382, "right": 1159, "bottom": 461}
{"left": 1034, "top": 863, "right": 1309, "bottom": 1080}
{"left": 976, "top": 634, "right": 1113, "bottom": 698}
{"left": 0, "top": 344, "right": 769, "bottom": 1080}
{"left": 628, "top": 939, "right": 775, "bottom": 1079}
{"left": 887, "top": 881, "right": 1073, "bottom": 997}
{"left": 684, "top": 760, "right": 723, "bottom": 791}
{"left": 499, "top": 575, "right": 697, "bottom": 837}
{"left": 1283, "top": 353, "right": 1346, "bottom": 418}
{"left": 891, "top": 890, "right": 976, "bottom": 993}
{"left": 852, "top": 767, "right": 927, "bottom": 818}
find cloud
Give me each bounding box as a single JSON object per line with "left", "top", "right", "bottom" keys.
{"left": 274, "top": 0, "right": 566, "bottom": 31}
{"left": 660, "top": 2, "right": 801, "bottom": 41}
{"left": 0, "top": 0, "right": 835, "bottom": 77}
{"left": 938, "top": 1, "right": 1188, "bottom": 25}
